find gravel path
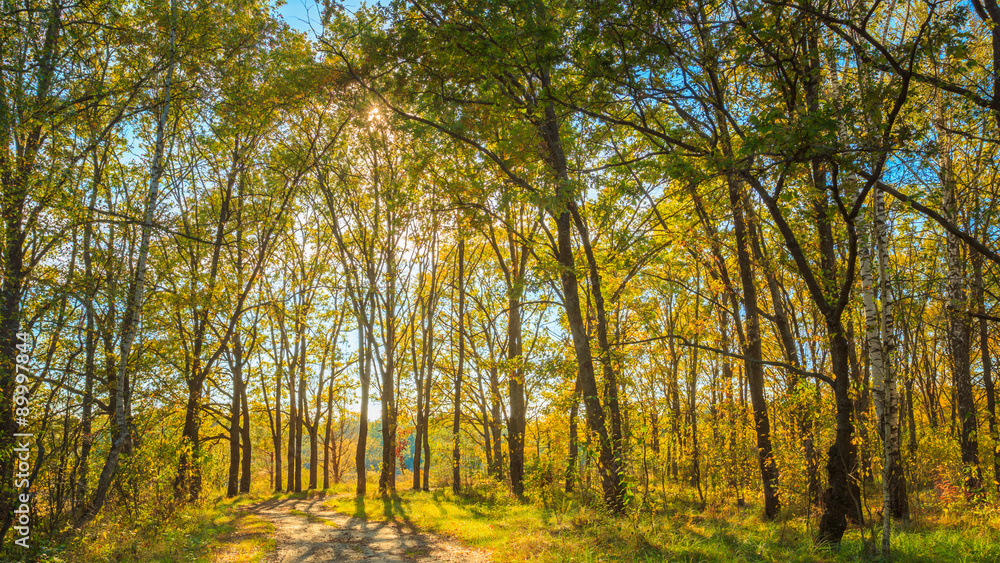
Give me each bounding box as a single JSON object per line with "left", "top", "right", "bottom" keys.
{"left": 250, "top": 495, "right": 490, "bottom": 563}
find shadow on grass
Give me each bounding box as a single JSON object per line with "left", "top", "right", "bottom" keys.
{"left": 428, "top": 487, "right": 518, "bottom": 522}
{"left": 385, "top": 493, "right": 420, "bottom": 532}
{"left": 382, "top": 494, "right": 394, "bottom": 520}
{"left": 431, "top": 490, "right": 450, "bottom": 518}
{"left": 336, "top": 491, "right": 419, "bottom": 530}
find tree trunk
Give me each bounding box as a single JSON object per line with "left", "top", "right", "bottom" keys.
{"left": 538, "top": 93, "right": 624, "bottom": 513}
{"left": 227, "top": 328, "right": 243, "bottom": 497}
{"left": 482, "top": 403, "right": 493, "bottom": 478}
{"left": 307, "top": 364, "right": 320, "bottom": 491}
{"left": 0, "top": 0, "right": 64, "bottom": 536}
{"left": 309, "top": 423, "right": 319, "bottom": 490}
{"left": 751, "top": 220, "right": 818, "bottom": 505}
{"left": 507, "top": 289, "right": 526, "bottom": 498}
{"left": 566, "top": 378, "right": 579, "bottom": 493}
{"left": 484, "top": 204, "right": 531, "bottom": 498}
{"left": 422, "top": 356, "right": 432, "bottom": 491}
{"left": 818, "top": 322, "right": 863, "bottom": 544}
{"left": 295, "top": 322, "right": 305, "bottom": 493}
{"left": 570, "top": 207, "right": 628, "bottom": 507}
{"left": 688, "top": 340, "right": 705, "bottom": 508}
{"left": 324, "top": 373, "right": 333, "bottom": 490}
{"left": 274, "top": 362, "right": 283, "bottom": 493}
{"left": 417, "top": 239, "right": 439, "bottom": 491}
{"left": 335, "top": 417, "right": 346, "bottom": 483}
{"left": 79, "top": 0, "right": 175, "bottom": 523}
{"left": 176, "top": 134, "right": 242, "bottom": 502}
{"left": 178, "top": 377, "right": 205, "bottom": 501}
{"left": 452, "top": 239, "right": 466, "bottom": 494}
{"left": 75, "top": 163, "right": 102, "bottom": 512}
{"left": 944, "top": 159, "right": 982, "bottom": 497}
{"left": 356, "top": 309, "right": 371, "bottom": 495}
{"left": 556, "top": 200, "right": 620, "bottom": 507}
{"left": 664, "top": 302, "right": 683, "bottom": 483}
{"left": 379, "top": 239, "right": 398, "bottom": 495}
{"left": 287, "top": 329, "right": 298, "bottom": 492}
{"left": 876, "top": 189, "right": 908, "bottom": 526}
{"left": 726, "top": 175, "right": 780, "bottom": 519}
{"left": 974, "top": 252, "right": 999, "bottom": 492}
{"left": 412, "top": 298, "right": 425, "bottom": 489}
{"left": 860, "top": 185, "right": 909, "bottom": 534}
{"left": 240, "top": 368, "right": 252, "bottom": 494}
{"left": 970, "top": 0, "right": 1000, "bottom": 486}
{"left": 489, "top": 365, "right": 503, "bottom": 480}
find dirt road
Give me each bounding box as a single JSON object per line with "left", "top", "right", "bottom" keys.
{"left": 250, "top": 495, "right": 490, "bottom": 563}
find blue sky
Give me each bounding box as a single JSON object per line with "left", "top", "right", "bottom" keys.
{"left": 276, "top": 0, "right": 364, "bottom": 38}
{"left": 276, "top": 0, "right": 323, "bottom": 37}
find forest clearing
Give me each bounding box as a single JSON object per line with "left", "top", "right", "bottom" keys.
{"left": 2, "top": 0, "right": 1000, "bottom": 560}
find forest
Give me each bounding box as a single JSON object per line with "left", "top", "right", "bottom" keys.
{"left": 1, "top": 0, "right": 999, "bottom": 560}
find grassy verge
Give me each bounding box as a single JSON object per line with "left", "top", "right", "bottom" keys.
{"left": 322, "top": 482, "right": 1000, "bottom": 562}
{"left": 45, "top": 496, "right": 275, "bottom": 563}
{"left": 43, "top": 481, "right": 998, "bottom": 562}
{"left": 206, "top": 510, "right": 275, "bottom": 563}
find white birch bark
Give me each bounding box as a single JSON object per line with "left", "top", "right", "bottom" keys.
{"left": 859, "top": 201, "right": 885, "bottom": 431}
{"left": 874, "top": 185, "right": 904, "bottom": 554}
{"left": 78, "top": 0, "right": 176, "bottom": 525}
{"left": 829, "top": 35, "right": 906, "bottom": 553}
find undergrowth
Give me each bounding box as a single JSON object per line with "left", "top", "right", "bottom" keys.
{"left": 27, "top": 494, "right": 274, "bottom": 563}
{"left": 22, "top": 478, "right": 999, "bottom": 562}
{"left": 323, "top": 479, "right": 1000, "bottom": 562}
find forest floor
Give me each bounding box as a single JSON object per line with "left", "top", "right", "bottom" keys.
{"left": 47, "top": 482, "right": 1000, "bottom": 562}
{"left": 245, "top": 492, "right": 489, "bottom": 562}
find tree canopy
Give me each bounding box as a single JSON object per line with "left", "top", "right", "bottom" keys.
{"left": 1, "top": 0, "right": 999, "bottom": 559}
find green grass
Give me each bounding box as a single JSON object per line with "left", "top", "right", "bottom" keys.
{"left": 209, "top": 512, "right": 276, "bottom": 563}
{"left": 43, "top": 480, "right": 999, "bottom": 562}
{"left": 321, "top": 481, "right": 1000, "bottom": 562}
{"left": 41, "top": 496, "right": 275, "bottom": 563}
